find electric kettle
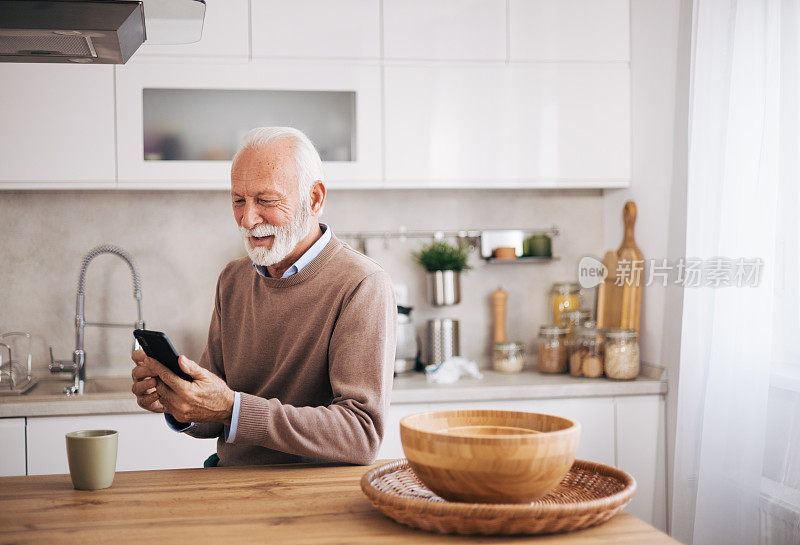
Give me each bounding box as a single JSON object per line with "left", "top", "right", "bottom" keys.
{"left": 395, "top": 305, "right": 419, "bottom": 374}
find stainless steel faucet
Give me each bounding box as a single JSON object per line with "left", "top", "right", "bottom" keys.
{"left": 50, "top": 245, "right": 144, "bottom": 395}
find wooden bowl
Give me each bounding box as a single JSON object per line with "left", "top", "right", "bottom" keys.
{"left": 493, "top": 247, "right": 518, "bottom": 260}
{"left": 400, "top": 410, "right": 580, "bottom": 504}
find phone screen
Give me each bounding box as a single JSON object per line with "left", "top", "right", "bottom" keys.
{"left": 133, "top": 329, "right": 193, "bottom": 382}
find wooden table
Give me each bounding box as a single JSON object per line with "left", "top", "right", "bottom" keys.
{"left": 0, "top": 461, "right": 680, "bottom": 544}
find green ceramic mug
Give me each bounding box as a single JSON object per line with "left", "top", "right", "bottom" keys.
{"left": 65, "top": 430, "right": 118, "bottom": 490}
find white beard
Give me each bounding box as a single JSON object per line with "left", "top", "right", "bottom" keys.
{"left": 240, "top": 203, "right": 312, "bottom": 267}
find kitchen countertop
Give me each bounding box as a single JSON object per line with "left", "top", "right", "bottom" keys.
{"left": 0, "top": 462, "right": 679, "bottom": 544}
{"left": 390, "top": 363, "right": 666, "bottom": 404}
{"left": 0, "top": 365, "right": 666, "bottom": 418}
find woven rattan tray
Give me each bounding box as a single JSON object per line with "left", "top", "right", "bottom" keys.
{"left": 361, "top": 459, "right": 636, "bottom": 535}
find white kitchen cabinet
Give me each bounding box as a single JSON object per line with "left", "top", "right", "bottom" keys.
{"left": 384, "top": 63, "right": 630, "bottom": 188}
{"left": 26, "top": 413, "right": 216, "bottom": 475}
{"left": 134, "top": 0, "right": 250, "bottom": 60}
{"left": 0, "top": 418, "right": 26, "bottom": 476}
{"left": 615, "top": 395, "right": 668, "bottom": 531}
{"left": 115, "top": 60, "right": 382, "bottom": 189}
{"left": 251, "top": 0, "right": 380, "bottom": 59}
{"left": 383, "top": 0, "right": 506, "bottom": 61}
{"left": 509, "top": 0, "right": 630, "bottom": 62}
{"left": 0, "top": 64, "right": 116, "bottom": 189}
{"left": 524, "top": 398, "right": 616, "bottom": 465}
{"left": 377, "top": 402, "right": 432, "bottom": 460}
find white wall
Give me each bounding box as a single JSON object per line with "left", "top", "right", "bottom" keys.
{"left": 603, "top": 0, "right": 682, "bottom": 365}
{"left": 602, "top": 0, "right": 691, "bottom": 534}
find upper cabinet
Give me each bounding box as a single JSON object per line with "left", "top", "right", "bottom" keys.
{"left": 509, "top": 0, "right": 630, "bottom": 62}
{"left": 251, "top": 0, "right": 380, "bottom": 59}
{"left": 134, "top": 0, "right": 250, "bottom": 60}
{"left": 384, "top": 63, "right": 630, "bottom": 187}
{"left": 115, "top": 60, "right": 382, "bottom": 189}
{"left": 1, "top": 0, "right": 632, "bottom": 190}
{"left": 383, "top": 0, "right": 506, "bottom": 60}
{"left": 0, "top": 64, "right": 116, "bottom": 189}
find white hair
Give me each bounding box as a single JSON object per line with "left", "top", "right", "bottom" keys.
{"left": 233, "top": 127, "right": 323, "bottom": 207}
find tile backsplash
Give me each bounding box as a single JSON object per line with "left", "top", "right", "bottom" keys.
{"left": 0, "top": 188, "right": 602, "bottom": 377}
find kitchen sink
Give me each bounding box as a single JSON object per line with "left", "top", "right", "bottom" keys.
{"left": 24, "top": 377, "right": 133, "bottom": 396}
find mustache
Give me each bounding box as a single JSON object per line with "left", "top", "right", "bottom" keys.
{"left": 240, "top": 223, "right": 286, "bottom": 237}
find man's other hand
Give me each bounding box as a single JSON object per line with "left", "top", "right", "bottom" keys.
{"left": 131, "top": 349, "right": 164, "bottom": 413}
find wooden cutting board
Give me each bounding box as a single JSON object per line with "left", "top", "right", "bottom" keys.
{"left": 597, "top": 201, "right": 643, "bottom": 333}
{"left": 597, "top": 250, "right": 623, "bottom": 330}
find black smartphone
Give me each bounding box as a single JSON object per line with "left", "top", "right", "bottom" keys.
{"left": 133, "top": 329, "right": 193, "bottom": 382}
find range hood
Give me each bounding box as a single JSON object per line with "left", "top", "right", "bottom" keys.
{"left": 0, "top": 0, "right": 205, "bottom": 64}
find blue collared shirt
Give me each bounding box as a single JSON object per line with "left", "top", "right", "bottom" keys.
{"left": 165, "top": 223, "right": 332, "bottom": 442}
{"left": 251, "top": 223, "right": 331, "bottom": 279}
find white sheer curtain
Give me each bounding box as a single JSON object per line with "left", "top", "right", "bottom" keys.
{"left": 671, "top": 0, "right": 800, "bottom": 544}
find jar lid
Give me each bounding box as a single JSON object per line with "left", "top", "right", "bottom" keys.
{"left": 575, "top": 323, "right": 601, "bottom": 337}
{"left": 539, "top": 324, "right": 568, "bottom": 336}
{"left": 494, "top": 341, "right": 524, "bottom": 350}
{"left": 605, "top": 328, "right": 638, "bottom": 339}
{"left": 561, "top": 309, "right": 591, "bottom": 323}
{"left": 550, "top": 282, "right": 581, "bottom": 294}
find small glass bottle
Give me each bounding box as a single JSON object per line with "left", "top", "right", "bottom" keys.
{"left": 604, "top": 329, "right": 640, "bottom": 379}
{"left": 536, "top": 325, "right": 569, "bottom": 373}
{"left": 550, "top": 282, "right": 582, "bottom": 325}
{"left": 492, "top": 342, "right": 525, "bottom": 373}
{"left": 569, "top": 322, "right": 605, "bottom": 378}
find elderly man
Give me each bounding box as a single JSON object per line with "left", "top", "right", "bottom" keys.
{"left": 130, "top": 127, "right": 397, "bottom": 466}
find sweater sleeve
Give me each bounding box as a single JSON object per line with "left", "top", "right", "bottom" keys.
{"left": 231, "top": 271, "right": 397, "bottom": 465}
{"left": 180, "top": 273, "right": 226, "bottom": 440}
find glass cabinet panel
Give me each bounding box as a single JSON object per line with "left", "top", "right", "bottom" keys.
{"left": 142, "top": 88, "right": 356, "bottom": 162}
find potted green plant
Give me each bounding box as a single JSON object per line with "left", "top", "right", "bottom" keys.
{"left": 412, "top": 240, "right": 472, "bottom": 306}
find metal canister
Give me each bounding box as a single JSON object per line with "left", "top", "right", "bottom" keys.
{"left": 426, "top": 318, "right": 460, "bottom": 365}
{"left": 428, "top": 270, "right": 461, "bottom": 306}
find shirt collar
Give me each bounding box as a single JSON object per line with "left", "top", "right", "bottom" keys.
{"left": 252, "top": 223, "right": 331, "bottom": 278}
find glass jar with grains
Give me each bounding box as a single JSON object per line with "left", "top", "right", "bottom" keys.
{"left": 562, "top": 309, "right": 591, "bottom": 358}
{"left": 492, "top": 342, "right": 525, "bottom": 373}
{"left": 570, "top": 323, "right": 605, "bottom": 378}
{"left": 550, "top": 283, "right": 582, "bottom": 325}
{"left": 536, "top": 325, "right": 568, "bottom": 373}
{"left": 604, "top": 329, "right": 640, "bottom": 380}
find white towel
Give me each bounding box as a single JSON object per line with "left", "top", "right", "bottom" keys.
{"left": 424, "top": 356, "right": 483, "bottom": 384}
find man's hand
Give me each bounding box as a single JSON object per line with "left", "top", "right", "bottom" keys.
{"left": 141, "top": 354, "right": 235, "bottom": 426}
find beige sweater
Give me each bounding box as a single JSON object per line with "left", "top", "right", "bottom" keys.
{"left": 185, "top": 234, "right": 397, "bottom": 466}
